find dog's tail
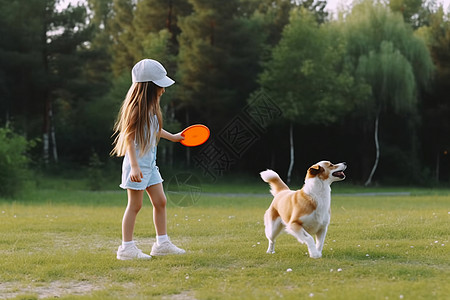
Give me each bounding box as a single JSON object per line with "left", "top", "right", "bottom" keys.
{"left": 260, "top": 169, "right": 289, "bottom": 196}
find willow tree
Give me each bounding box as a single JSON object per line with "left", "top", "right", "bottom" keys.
{"left": 258, "top": 7, "right": 362, "bottom": 183}
{"left": 343, "top": 0, "right": 434, "bottom": 186}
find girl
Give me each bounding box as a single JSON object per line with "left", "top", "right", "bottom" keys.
{"left": 112, "top": 59, "right": 185, "bottom": 260}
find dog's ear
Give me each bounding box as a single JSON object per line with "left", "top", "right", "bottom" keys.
{"left": 309, "top": 165, "right": 323, "bottom": 176}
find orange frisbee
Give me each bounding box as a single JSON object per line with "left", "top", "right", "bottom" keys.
{"left": 180, "top": 124, "right": 210, "bottom": 147}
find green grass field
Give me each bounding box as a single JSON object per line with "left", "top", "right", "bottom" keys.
{"left": 0, "top": 181, "right": 449, "bottom": 299}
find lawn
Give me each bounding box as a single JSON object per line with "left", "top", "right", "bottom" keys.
{"left": 0, "top": 183, "right": 449, "bottom": 299}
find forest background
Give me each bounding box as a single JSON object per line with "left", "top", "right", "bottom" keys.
{"left": 1, "top": 0, "right": 450, "bottom": 197}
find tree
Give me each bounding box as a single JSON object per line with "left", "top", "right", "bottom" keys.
{"left": 0, "top": 0, "right": 92, "bottom": 164}
{"left": 343, "top": 0, "right": 434, "bottom": 185}
{"left": 109, "top": 0, "right": 191, "bottom": 77}
{"left": 416, "top": 5, "right": 450, "bottom": 182}
{"left": 177, "top": 0, "right": 265, "bottom": 127}
{"left": 388, "top": 0, "right": 422, "bottom": 24}
{"left": 86, "top": 0, "right": 114, "bottom": 86}
{"left": 133, "top": 0, "right": 192, "bottom": 48}
{"left": 258, "top": 8, "right": 363, "bottom": 182}
{"left": 109, "top": 0, "right": 136, "bottom": 77}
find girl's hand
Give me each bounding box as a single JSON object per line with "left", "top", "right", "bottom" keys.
{"left": 130, "top": 166, "right": 143, "bottom": 182}
{"left": 171, "top": 132, "right": 185, "bottom": 143}
{"left": 161, "top": 129, "right": 185, "bottom": 143}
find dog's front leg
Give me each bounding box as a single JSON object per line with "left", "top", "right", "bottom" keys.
{"left": 287, "top": 222, "right": 321, "bottom": 258}
{"left": 267, "top": 241, "right": 275, "bottom": 254}
{"left": 315, "top": 226, "right": 328, "bottom": 256}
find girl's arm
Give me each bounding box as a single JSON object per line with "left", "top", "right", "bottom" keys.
{"left": 126, "top": 133, "right": 143, "bottom": 182}
{"left": 161, "top": 129, "right": 184, "bottom": 143}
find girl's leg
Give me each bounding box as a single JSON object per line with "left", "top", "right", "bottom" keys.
{"left": 117, "top": 189, "right": 151, "bottom": 260}
{"left": 146, "top": 183, "right": 185, "bottom": 255}
{"left": 145, "top": 183, "right": 167, "bottom": 236}
{"left": 122, "top": 189, "right": 144, "bottom": 242}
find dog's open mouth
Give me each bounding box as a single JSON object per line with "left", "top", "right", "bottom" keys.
{"left": 332, "top": 171, "right": 345, "bottom": 179}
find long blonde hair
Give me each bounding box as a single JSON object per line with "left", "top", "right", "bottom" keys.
{"left": 111, "top": 82, "right": 163, "bottom": 157}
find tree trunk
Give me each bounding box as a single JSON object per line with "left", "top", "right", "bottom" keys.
{"left": 43, "top": 133, "right": 49, "bottom": 164}
{"left": 43, "top": 97, "right": 50, "bottom": 164}
{"left": 166, "top": 0, "right": 172, "bottom": 33}
{"left": 365, "top": 114, "right": 380, "bottom": 186}
{"left": 435, "top": 151, "right": 440, "bottom": 182}
{"left": 287, "top": 122, "right": 294, "bottom": 184}
{"left": 43, "top": 101, "right": 58, "bottom": 164}
{"left": 42, "top": 4, "right": 50, "bottom": 164}
{"left": 50, "top": 105, "right": 58, "bottom": 163}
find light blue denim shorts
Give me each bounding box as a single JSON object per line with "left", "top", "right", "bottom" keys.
{"left": 120, "top": 165, "right": 163, "bottom": 190}
{"left": 119, "top": 147, "right": 163, "bottom": 190}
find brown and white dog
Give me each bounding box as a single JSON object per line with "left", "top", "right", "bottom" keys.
{"left": 260, "top": 161, "right": 347, "bottom": 258}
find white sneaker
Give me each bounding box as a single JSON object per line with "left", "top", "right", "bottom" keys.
{"left": 117, "top": 244, "right": 152, "bottom": 260}
{"left": 150, "top": 240, "right": 186, "bottom": 256}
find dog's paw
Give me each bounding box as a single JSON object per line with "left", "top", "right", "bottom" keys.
{"left": 266, "top": 250, "right": 276, "bottom": 254}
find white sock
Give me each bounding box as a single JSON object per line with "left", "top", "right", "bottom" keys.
{"left": 157, "top": 235, "right": 168, "bottom": 245}
{"left": 122, "top": 240, "right": 135, "bottom": 248}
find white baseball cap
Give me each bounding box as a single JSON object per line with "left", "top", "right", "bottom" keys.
{"left": 131, "top": 59, "right": 175, "bottom": 87}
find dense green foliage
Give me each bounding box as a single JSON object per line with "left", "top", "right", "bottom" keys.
{"left": 260, "top": 7, "right": 361, "bottom": 124}
{"left": 0, "top": 0, "right": 449, "bottom": 186}
{"left": 0, "top": 128, "right": 33, "bottom": 197}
